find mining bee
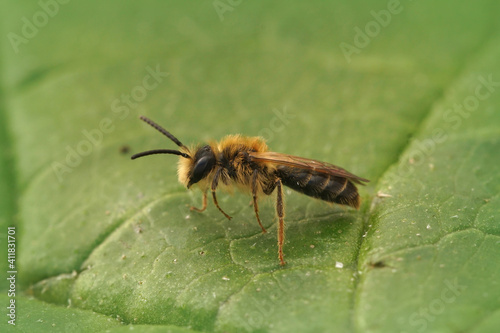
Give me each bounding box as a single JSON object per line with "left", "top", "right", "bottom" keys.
{"left": 132, "top": 116, "right": 369, "bottom": 265}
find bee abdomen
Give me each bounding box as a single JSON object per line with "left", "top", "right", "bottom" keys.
{"left": 278, "top": 167, "right": 360, "bottom": 209}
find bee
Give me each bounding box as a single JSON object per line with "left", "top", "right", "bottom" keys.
{"left": 131, "top": 116, "right": 369, "bottom": 266}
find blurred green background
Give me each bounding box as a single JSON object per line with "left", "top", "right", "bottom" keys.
{"left": 1, "top": 1, "right": 499, "bottom": 332}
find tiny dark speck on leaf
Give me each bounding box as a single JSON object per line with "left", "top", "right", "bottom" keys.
{"left": 119, "top": 145, "right": 130, "bottom": 154}
{"left": 369, "top": 261, "right": 387, "bottom": 269}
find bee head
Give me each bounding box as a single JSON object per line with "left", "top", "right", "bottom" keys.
{"left": 131, "top": 116, "right": 218, "bottom": 190}
{"left": 183, "top": 145, "right": 216, "bottom": 188}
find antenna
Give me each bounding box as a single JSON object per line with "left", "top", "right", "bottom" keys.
{"left": 139, "top": 116, "right": 187, "bottom": 149}
{"left": 131, "top": 149, "right": 190, "bottom": 159}
{"left": 131, "top": 116, "right": 191, "bottom": 160}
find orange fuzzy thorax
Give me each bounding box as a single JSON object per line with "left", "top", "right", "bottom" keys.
{"left": 215, "top": 135, "right": 268, "bottom": 156}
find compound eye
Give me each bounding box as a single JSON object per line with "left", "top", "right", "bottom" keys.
{"left": 190, "top": 156, "right": 211, "bottom": 184}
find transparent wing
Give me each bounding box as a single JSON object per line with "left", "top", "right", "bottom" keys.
{"left": 249, "top": 151, "right": 369, "bottom": 184}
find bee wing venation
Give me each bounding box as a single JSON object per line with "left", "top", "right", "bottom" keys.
{"left": 248, "top": 151, "right": 369, "bottom": 184}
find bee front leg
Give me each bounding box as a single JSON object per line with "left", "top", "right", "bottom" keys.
{"left": 211, "top": 167, "right": 232, "bottom": 220}
{"left": 252, "top": 170, "right": 267, "bottom": 233}
{"left": 275, "top": 178, "right": 286, "bottom": 266}
{"left": 190, "top": 191, "right": 207, "bottom": 212}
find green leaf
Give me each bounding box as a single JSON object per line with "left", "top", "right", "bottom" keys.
{"left": 0, "top": 294, "right": 122, "bottom": 332}
{"left": 2, "top": 1, "right": 499, "bottom": 332}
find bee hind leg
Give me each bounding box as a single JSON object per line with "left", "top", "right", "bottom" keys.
{"left": 275, "top": 178, "right": 286, "bottom": 266}
{"left": 190, "top": 191, "right": 207, "bottom": 212}
{"left": 252, "top": 170, "right": 267, "bottom": 233}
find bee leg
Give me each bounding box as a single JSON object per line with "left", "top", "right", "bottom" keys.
{"left": 190, "top": 191, "right": 207, "bottom": 212}
{"left": 211, "top": 167, "right": 232, "bottom": 220}
{"left": 275, "top": 178, "right": 286, "bottom": 266}
{"left": 252, "top": 170, "right": 267, "bottom": 233}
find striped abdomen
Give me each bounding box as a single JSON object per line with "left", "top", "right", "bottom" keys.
{"left": 276, "top": 166, "right": 361, "bottom": 209}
